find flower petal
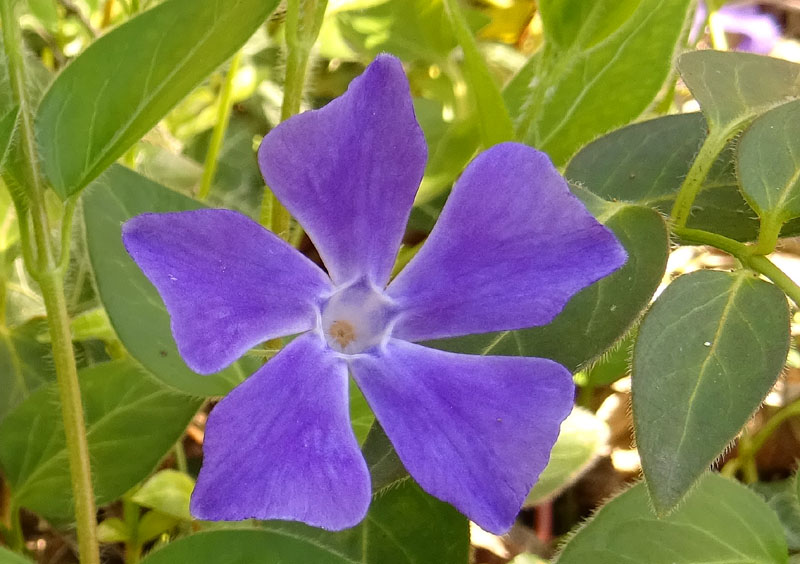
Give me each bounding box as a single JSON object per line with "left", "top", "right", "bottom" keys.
{"left": 387, "top": 142, "right": 627, "bottom": 342}
{"left": 122, "top": 209, "right": 331, "bottom": 374}
{"left": 350, "top": 339, "right": 574, "bottom": 534}
{"left": 191, "top": 332, "right": 371, "bottom": 530}
{"left": 258, "top": 54, "right": 427, "bottom": 287}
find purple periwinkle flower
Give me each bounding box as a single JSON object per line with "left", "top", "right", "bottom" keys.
{"left": 122, "top": 55, "right": 626, "bottom": 534}
{"left": 692, "top": 1, "right": 780, "bottom": 54}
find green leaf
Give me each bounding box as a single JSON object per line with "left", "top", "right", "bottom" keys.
{"left": 632, "top": 270, "right": 790, "bottom": 514}
{"left": 349, "top": 382, "right": 374, "bottom": 446}
{"left": 566, "top": 112, "right": 800, "bottom": 241}
{"left": 0, "top": 547, "right": 35, "bottom": 564}
{"left": 678, "top": 51, "right": 800, "bottom": 133}
{"left": 97, "top": 517, "right": 131, "bottom": 543}
{"left": 442, "top": 0, "right": 513, "bottom": 148}
{"left": 131, "top": 470, "right": 194, "bottom": 521}
{"left": 752, "top": 477, "right": 800, "bottom": 551}
{"left": 0, "top": 105, "right": 18, "bottom": 169}
{"left": 335, "top": 0, "right": 484, "bottom": 63}
{"left": 140, "top": 481, "right": 467, "bottom": 564}
{"left": 738, "top": 99, "right": 800, "bottom": 223}
{"left": 555, "top": 473, "right": 788, "bottom": 564}
{"left": 27, "top": 0, "right": 59, "bottom": 30}
{"left": 506, "top": 0, "right": 693, "bottom": 165}
{"left": 525, "top": 407, "right": 609, "bottom": 506}
{"left": 0, "top": 360, "right": 201, "bottom": 522}
{"left": 137, "top": 511, "right": 180, "bottom": 544}
{"left": 0, "top": 319, "right": 53, "bottom": 424}
{"left": 362, "top": 423, "right": 408, "bottom": 494}
{"left": 432, "top": 199, "right": 667, "bottom": 372}
{"left": 35, "top": 0, "right": 280, "bottom": 198}
{"left": 83, "top": 165, "right": 258, "bottom": 396}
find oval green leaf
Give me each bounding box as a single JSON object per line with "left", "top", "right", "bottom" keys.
{"left": 141, "top": 481, "right": 467, "bottom": 564}
{"left": 633, "top": 270, "right": 790, "bottom": 514}
{"left": 678, "top": 50, "right": 800, "bottom": 133}
{"left": 506, "top": 0, "right": 692, "bottom": 165}
{"left": 555, "top": 473, "right": 788, "bottom": 564}
{"left": 432, "top": 199, "right": 667, "bottom": 372}
{"left": 738, "top": 98, "right": 800, "bottom": 223}
{"left": 131, "top": 470, "right": 194, "bottom": 521}
{"left": 0, "top": 360, "right": 201, "bottom": 522}
{"left": 83, "top": 165, "right": 258, "bottom": 396}
{"left": 35, "top": 0, "right": 280, "bottom": 198}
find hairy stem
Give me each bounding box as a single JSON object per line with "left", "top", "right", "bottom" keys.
{"left": 673, "top": 226, "right": 800, "bottom": 307}
{"left": 670, "top": 130, "right": 730, "bottom": 228}
{"left": 260, "top": 0, "right": 328, "bottom": 241}
{"left": 197, "top": 50, "right": 243, "bottom": 202}
{"left": 0, "top": 3, "right": 99, "bottom": 562}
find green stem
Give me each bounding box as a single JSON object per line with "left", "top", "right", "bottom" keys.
{"left": 707, "top": 9, "right": 729, "bottom": 51}
{"left": 174, "top": 440, "right": 188, "bottom": 474}
{"left": 0, "top": 3, "right": 99, "bottom": 563}
{"left": 726, "top": 397, "right": 800, "bottom": 482}
{"left": 123, "top": 496, "right": 141, "bottom": 564}
{"left": 749, "top": 397, "right": 800, "bottom": 455}
{"left": 670, "top": 130, "right": 731, "bottom": 228}
{"left": 197, "top": 50, "right": 243, "bottom": 201}
{"left": 38, "top": 272, "right": 99, "bottom": 562}
{"left": 753, "top": 213, "right": 783, "bottom": 256}
{"left": 259, "top": 0, "right": 328, "bottom": 240}
{"left": 58, "top": 195, "right": 78, "bottom": 274}
{"left": 674, "top": 226, "right": 800, "bottom": 307}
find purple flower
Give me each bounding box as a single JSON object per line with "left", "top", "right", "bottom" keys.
{"left": 122, "top": 55, "right": 626, "bottom": 534}
{"left": 693, "top": 2, "right": 780, "bottom": 54}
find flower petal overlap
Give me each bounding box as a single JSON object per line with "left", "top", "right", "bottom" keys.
{"left": 123, "top": 54, "right": 627, "bottom": 534}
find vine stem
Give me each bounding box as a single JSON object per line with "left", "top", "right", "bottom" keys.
{"left": 197, "top": 50, "right": 243, "bottom": 202}
{"left": 673, "top": 227, "right": 800, "bottom": 307}
{"left": 0, "top": 2, "right": 99, "bottom": 563}
{"left": 259, "top": 0, "right": 328, "bottom": 241}
{"left": 670, "top": 129, "right": 730, "bottom": 228}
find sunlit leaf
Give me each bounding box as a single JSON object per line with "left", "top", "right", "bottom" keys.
{"left": 442, "top": 0, "right": 513, "bottom": 147}
{"left": 131, "top": 470, "right": 194, "bottom": 522}
{"left": 506, "top": 0, "right": 693, "bottom": 165}
{"left": 36, "top": 0, "right": 280, "bottom": 197}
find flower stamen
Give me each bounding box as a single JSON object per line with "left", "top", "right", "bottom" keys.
{"left": 330, "top": 320, "right": 357, "bottom": 348}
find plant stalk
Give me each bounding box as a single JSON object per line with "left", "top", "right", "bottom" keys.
{"left": 673, "top": 226, "right": 800, "bottom": 307}
{"left": 670, "top": 129, "right": 730, "bottom": 228}
{"left": 260, "top": 0, "right": 328, "bottom": 241}
{"left": 0, "top": 2, "right": 99, "bottom": 562}
{"left": 197, "top": 50, "right": 243, "bottom": 202}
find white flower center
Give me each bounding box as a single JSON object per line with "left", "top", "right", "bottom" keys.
{"left": 320, "top": 280, "right": 395, "bottom": 355}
